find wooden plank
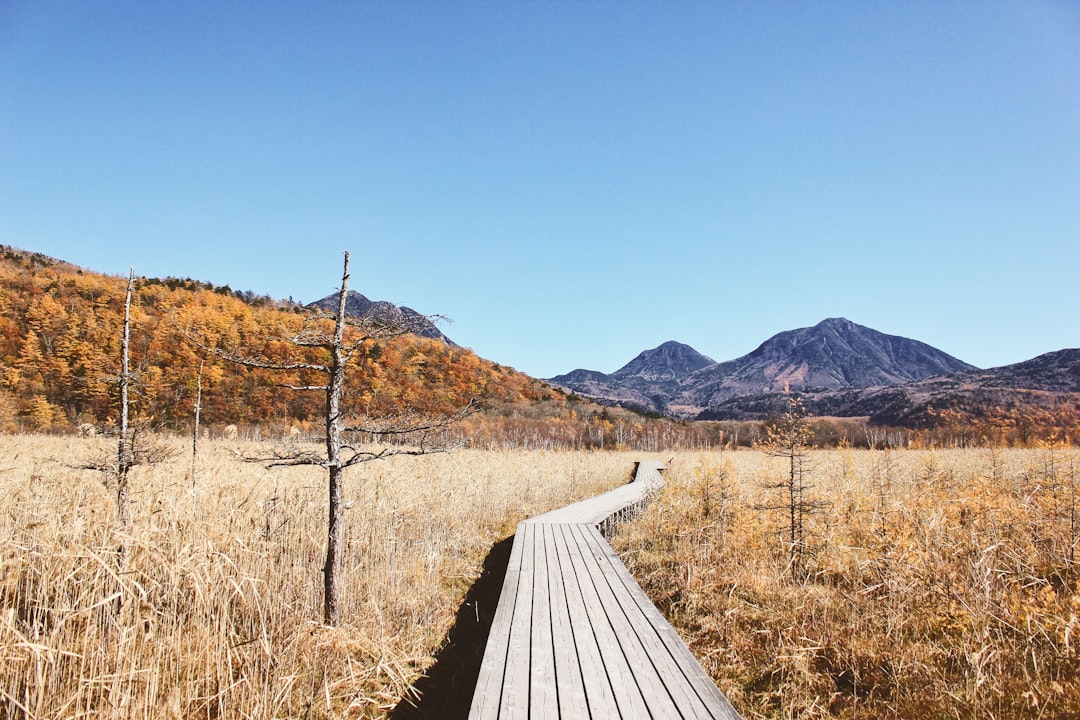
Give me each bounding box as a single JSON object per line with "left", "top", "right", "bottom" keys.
{"left": 468, "top": 461, "right": 743, "bottom": 720}
{"left": 498, "top": 522, "right": 536, "bottom": 715}
{"left": 551, "top": 523, "right": 619, "bottom": 717}
{"left": 526, "top": 460, "right": 663, "bottom": 526}
{"left": 542, "top": 522, "right": 590, "bottom": 718}
{"left": 568, "top": 522, "right": 685, "bottom": 718}
{"left": 607, "top": 550, "right": 741, "bottom": 717}
{"left": 529, "top": 523, "right": 559, "bottom": 720}
{"left": 562, "top": 522, "right": 652, "bottom": 718}
{"left": 579, "top": 525, "right": 702, "bottom": 708}
{"left": 469, "top": 523, "right": 527, "bottom": 718}
{"left": 578, "top": 523, "right": 742, "bottom": 719}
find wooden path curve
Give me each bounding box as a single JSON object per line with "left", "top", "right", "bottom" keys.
{"left": 468, "top": 461, "right": 743, "bottom": 719}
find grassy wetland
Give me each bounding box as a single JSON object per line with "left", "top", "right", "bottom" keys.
{"left": 2, "top": 433, "right": 1078, "bottom": 719}
{"left": 614, "top": 446, "right": 1080, "bottom": 719}
{"left": 0, "top": 434, "right": 637, "bottom": 719}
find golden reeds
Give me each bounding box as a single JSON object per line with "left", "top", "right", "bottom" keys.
{"left": 614, "top": 448, "right": 1080, "bottom": 719}
{"left": 0, "top": 435, "right": 639, "bottom": 719}
{"left": 10, "top": 435, "right": 1076, "bottom": 719}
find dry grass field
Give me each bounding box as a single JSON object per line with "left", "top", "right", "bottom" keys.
{"left": 614, "top": 447, "right": 1080, "bottom": 719}
{"left": 0, "top": 434, "right": 641, "bottom": 719}
{"left": 5, "top": 434, "right": 1078, "bottom": 719}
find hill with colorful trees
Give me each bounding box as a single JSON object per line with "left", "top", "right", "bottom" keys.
{"left": 0, "top": 246, "right": 730, "bottom": 450}
{"left": 0, "top": 246, "right": 548, "bottom": 433}
{"left": 3, "top": 245, "right": 1074, "bottom": 449}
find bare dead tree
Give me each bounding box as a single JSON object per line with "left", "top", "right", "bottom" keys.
{"left": 73, "top": 268, "right": 175, "bottom": 571}
{"left": 116, "top": 267, "right": 135, "bottom": 529}
{"left": 183, "top": 251, "right": 470, "bottom": 625}
{"left": 191, "top": 360, "right": 203, "bottom": 509}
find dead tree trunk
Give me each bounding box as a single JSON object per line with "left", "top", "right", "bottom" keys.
{"left": 191, "top": 360, "right": 203, "bottom": 509}
{"left": 322, "top": 252, "right": 351, "bottom": 625}
{"left": 181, "top": 250, "right": 470, "bottom": 626}
{"left": 116, "top": 267, "right": 135, "bottom": 529}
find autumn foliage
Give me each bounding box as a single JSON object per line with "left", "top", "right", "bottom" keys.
{"left": 2, "top": 245, "right": 1075, "bottom": 449}
{"left": 0, "top": 246, "right": 556, "bottom": 435}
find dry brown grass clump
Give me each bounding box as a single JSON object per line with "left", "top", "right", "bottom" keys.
{"left": 0, "top": 434, "right": 640, "bottom": 719}
{"left": 614, "top": 447, "right": 1080, "bottom": 719}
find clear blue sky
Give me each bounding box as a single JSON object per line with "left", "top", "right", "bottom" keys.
{"left": 2, "top": 1, "right": 1078, "bottom": 379}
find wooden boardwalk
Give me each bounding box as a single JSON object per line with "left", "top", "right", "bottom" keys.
{"left": 469, "top": 461, "right": 742, "bottom": 719}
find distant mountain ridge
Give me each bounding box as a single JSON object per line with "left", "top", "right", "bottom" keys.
{"left": 815, "top": 347, "right": 1080, "bottom": 428}
{"left": 548, "top": 341, "right": 714, "bottom": 413}
{"left": 308, "top": 290, "right": 455, "bottom": 345}
{"left": 671, "top": 318, "right": 976, "bottom": 414}
{"left": 3, "top": 244, "right": 1074, "bottom": 437}
{"left": 547, "top": 318, "right": 980, "bottom": 417}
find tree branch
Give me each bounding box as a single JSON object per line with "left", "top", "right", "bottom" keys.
{"left": 342, "top": 401, "right": 477, "bottom": 436}
{"left": 178, "top": 322, "right": 330, "bottom": 373}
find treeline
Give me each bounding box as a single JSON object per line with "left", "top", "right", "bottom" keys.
{"left": 0, "top": 247, "right": 556, "bottom": 435}
{"left": 0, "top": 247, "right": 758, "bottom": 452}
{"left": 1, "top": 246, "right": 1073, "bottom": 450}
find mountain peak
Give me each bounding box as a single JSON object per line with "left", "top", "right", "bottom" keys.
{"left": 612, "top": 341, "right": 714, "bottom": 381}
{"left": 545, "top": 341, "right": 714, "bottom": 414}
{"left": 308, "top": 290, "right": 455, "bottom": 345}
{"left": 548, "top": 319, "right": 979, "bottom": 418}
{"left": 721, "top": 319, "right": 975, "bottom": 399}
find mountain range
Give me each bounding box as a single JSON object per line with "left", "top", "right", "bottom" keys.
{"left": 308, "top": 290, "right": 456, "bottom": 346}
{"left": 2, "top": 243, "right": 1076, "bottom": 436}
{"left": 546, "top": 318, "right": 1080, "bottom": 425}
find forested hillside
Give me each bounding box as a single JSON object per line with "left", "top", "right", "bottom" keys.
{"left": 5, "top": 245, "right": 1072, "bottom": 449}
{"left": 0, "top": 246, "right": 554, "bottom": 434}
{"left": 0, "top": 246, "right": 730, "bottom": 451}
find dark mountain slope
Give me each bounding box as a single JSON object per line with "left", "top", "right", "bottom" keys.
{"left": 610, "top": 341, "right": 716, "bottom": 383}
{"left": 547, "top": 341, "right": 714, "bottom": 413}
{"left": 850, "top": 348, "right": 1080, "bottom": 427}
{"left": 672, "top": 318, "right": 976, "bottom": 414}
{"left": 308, "top": 290, "right": 455, "bottom": 345}
{"left": 547, "top": 318, "right": 976, "bottom": 417}
{"left": 699, "top": 348, "right": 1080, "bottom": 425}
{"left": 961, "top": 348, "right": 1080, "bottom": 392}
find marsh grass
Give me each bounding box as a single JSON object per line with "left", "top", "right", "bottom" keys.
{"left": 10, "top": 435, "right": 1077, "bottom": 719}
{"left": 614, "top": 448, "right": 1080, "bottom": 719}
{"left": 0, "top": 435, "right": 637, "bottom": 719}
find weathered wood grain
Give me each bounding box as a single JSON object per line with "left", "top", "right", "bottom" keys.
{"left": 468, "top": 461, "right": 743, "bottom": 719}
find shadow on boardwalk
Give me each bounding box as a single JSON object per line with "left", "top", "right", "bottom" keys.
{"left": 390, "top": 534, "right": 514, "bottom": 720}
